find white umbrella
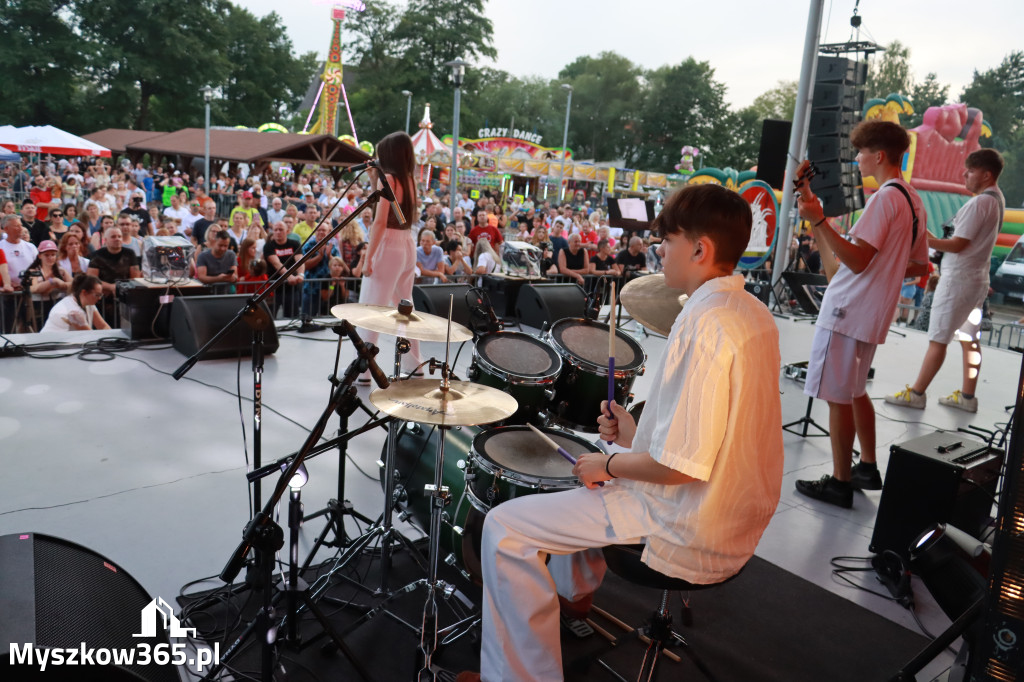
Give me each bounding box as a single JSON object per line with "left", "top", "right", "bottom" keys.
{"left": 0, "top": 124, "right": 112, "bottom": 157}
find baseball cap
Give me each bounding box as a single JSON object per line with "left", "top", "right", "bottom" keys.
{"left": 241, "top": 191, "right": 253, "bottom": 199}
{"left": 38, "top": 240, "right": 58, "bottom": 253}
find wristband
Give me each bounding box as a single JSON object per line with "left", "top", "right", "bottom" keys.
{"left": 814, "top": 218, "right": 827, "bottom": 227}
{"left": 605, "top": 453, "right": 618, "bottom": 479}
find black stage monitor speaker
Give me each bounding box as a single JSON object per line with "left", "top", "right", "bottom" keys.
{"left": 516, "top": 283, "right": 586, "bottom": 330}
{"left": 870, "top": 431, "right": 1003, "bottom": 560}
{"left": 755, "top": 119, "right": 792, "bottom": 190}
{"left": 0, "top": 533, "right": 180, "bottom": 681}
{"left": 169, "top": 294, "right": 278, "bottom": 359}
{"left": 744, "top": 280, "right": 771, "bottom": 306}
{"left": 412, "top": 284, "right": 474, "bottom": 330}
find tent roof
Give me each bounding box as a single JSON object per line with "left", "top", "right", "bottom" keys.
{"left": 411, "top": 127, "right": 447, "bottom": 157}
{"left": 0, "top": 125, "right": 112, "bottom": 157}
{"left": 82, "top": 127, "right": 371, "bottom": 167}
{"left": 82, "top": 129, "right": 168, "bottom": 156}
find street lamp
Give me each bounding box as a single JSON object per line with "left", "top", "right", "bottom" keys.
{"left": 201, "top": 85, "right": 213, "bottom": 195}
{"left": 445, "top": 59, "right": 467, "bottom": 217}
{"left": 402, "top": 90, "right": 413, "bottom": 134}
{"left": 558, "top": 84, "right": 572, "bottom": 204}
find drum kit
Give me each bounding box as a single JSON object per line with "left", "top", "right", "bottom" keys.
{"left": 205, "top": 275, "right": 683, "bottom": 681}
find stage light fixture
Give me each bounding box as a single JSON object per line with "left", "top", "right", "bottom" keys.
{"left": 910, "top": 523, "right": 988, "bottom": 641}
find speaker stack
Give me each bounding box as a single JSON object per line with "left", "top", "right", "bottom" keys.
{"left": 808, "top": 56, "right": 867, "bottom": 217}
{"left": 515, "top": 283, "right": 586, "bottom": 330}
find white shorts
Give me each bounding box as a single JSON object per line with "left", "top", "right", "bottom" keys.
{"left": 804, "top": 328, "right": 876, "bottom": 405}
{"left": 927, "top": 277, "right": 987, "bottom": 344}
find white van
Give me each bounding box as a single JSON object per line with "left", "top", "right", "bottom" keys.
{"left": 993, "top": 234, "right": 1024, "bottom": 300}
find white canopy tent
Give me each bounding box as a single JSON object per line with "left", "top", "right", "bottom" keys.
{"left": 0, "top": 124, "right": 112, "bottom": 158}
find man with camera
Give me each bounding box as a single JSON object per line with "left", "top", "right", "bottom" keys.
{"left": 884, "top": 149, "right": 1005, "bottom": 413}
{"left": 0, "top": 215, "right": 39, "bottom": 332}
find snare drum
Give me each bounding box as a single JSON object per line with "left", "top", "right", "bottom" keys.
{"left": 385, "top": 423, "right": 593, "bottom": 582}
{"left": 468, "top": 331, "right": 562, "bottom": 424}
{"left": 545, "top": 317, "right": 646, "bottom": 432}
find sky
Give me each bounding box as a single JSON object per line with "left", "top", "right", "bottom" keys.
{"left": 241, "top": 0, "right": 1022, "bottom": 111}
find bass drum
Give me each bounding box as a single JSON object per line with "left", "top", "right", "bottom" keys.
{"left": 545, "top": 317, "right": 646, "bottom": 432}
{"left": 467, "top": 330, "right": 562, "bottom": 425}
{"left": 384, "top": 424, "right": 592, "bottom": 582}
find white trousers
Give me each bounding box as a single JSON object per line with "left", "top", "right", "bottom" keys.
{"left": 479, "top": 485, "right": 648, "bottom": 682}
{"left": 357, "top": 228, "right": 420, "bottom": 372}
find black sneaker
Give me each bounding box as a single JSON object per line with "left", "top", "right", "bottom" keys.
{"left": 850, "top": 462, "right": 882, "bottom": 491}
{"left": 795, "top": 475, "right": 853, "bottom": 508}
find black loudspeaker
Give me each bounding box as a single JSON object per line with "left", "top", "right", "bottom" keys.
{"left": 755, "top": 119, "right": 792, "bottom": 190}
{"left": 412, "top": 284, "right": 474, "bottom": 330}
{"left": 118, "top": 280, "right": 211, "bottom": 340}
{"left": 808, "top": 54, "right": 866, "bottom": 217}
{"left": 169, "top": 294, "right": 279, "bottom": 359}
{"left": 869, "top": 432, "right": 1003, "bottom": 560}
{"left": 515, "top": 283, "right": 586, "bottom": 330}
{"left": 0, "top": 533, "right": 179, "bottom": 681}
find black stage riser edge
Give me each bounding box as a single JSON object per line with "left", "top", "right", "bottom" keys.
{"left": 0, "top": 533, "right": 180, "bottom": 682}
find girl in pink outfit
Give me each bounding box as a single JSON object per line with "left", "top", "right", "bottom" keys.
{"left": 356, "top": 131, "right": 421, "bottom": 382}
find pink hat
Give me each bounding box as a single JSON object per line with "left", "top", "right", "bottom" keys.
{"left": 241, "top": 191, "right": 254, "bottom": 199}
{"left": 38, "top": 240, "right": 58, "bottom": 253}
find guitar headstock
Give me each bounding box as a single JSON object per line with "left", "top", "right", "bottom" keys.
{"left": 793, "top": 160, "right": 818, "bottom": 201}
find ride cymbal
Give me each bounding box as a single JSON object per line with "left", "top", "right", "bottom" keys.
{"left": 330, "top": 303, "right": 473, "bottom": 342}
{"left": 369, "top": 379, "right": 518, "bottom": 427}
{"left": 620, "top": 274, "right": 687, "bottom": 336}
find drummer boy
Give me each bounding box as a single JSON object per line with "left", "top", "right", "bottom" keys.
{"left": 459, "top": 183, "right": 785, "bottom": 681}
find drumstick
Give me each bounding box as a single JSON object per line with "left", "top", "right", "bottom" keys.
{"left": 606, "top": 282, "right": 616, "bottom": 444}
{"left": 527, "top": 424, "right": 604, "bottom": 487}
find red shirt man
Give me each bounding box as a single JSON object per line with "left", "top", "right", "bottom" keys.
{"left": 468, "top": 211, "right": 503, "bottom": 247}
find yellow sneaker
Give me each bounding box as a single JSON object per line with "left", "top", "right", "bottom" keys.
{"left": 884, "top": 385, "right": 926, "bottom": 409}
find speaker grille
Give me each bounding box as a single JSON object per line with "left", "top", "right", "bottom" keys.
{"left": 8, "top": 535, "right": 181, "bottom": 682}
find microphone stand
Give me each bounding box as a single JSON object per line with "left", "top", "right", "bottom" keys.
{"left": 171, "top": 185, "right": 391, "bottom": 520}
{"left": 201, "top": 328, "right": 389, "bottom": 682}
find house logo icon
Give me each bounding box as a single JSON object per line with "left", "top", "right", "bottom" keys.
{"left": 133, "top": 597, "right": 197, "bottom": 638}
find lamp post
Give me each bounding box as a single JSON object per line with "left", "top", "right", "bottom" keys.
{"left": 558, "top": 83, "right": 572, "bottom": 204}
{"left": 402, "top": 90, "right": 413, "bottom": 134}
{"left": 445, "top": 59, "right": 467, "bottom": 217}
{"left": 201, "top": 85, "right": 213, "bottom": 195}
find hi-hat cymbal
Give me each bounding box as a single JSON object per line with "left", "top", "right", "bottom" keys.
{"left": 620, "top": 274, "right": 687, "bottom": 336}
{"left": 330, "top": 303, "right": 473, "bottom": 342}
{"left": 369, "top": 379, "right": 519, "bottom": 427}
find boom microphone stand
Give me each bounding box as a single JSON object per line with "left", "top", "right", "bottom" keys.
{"left": 172, "top": 176, "right": 392, "bottom": 518}
{"left": 202, "top": 326, "right": 390, "bottom": 682}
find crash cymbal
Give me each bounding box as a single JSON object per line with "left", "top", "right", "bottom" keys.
{"left": 369, "top": 379, "right": 518, "bottom": 427}
{"left": 620, "top": 274, "right": 687, "bottom": 336}
{"left": 330, "top": 303, "right": 473, "bottom": 342}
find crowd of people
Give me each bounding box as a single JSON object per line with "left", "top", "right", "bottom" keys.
{"left": 0, "top": 152, "right": 667, "bottom": 333}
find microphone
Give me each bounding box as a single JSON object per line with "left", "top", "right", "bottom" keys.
{"left": 341, "top": 320, "right": 390, "bottom": 389}
{"left": 376, "top": 171, "right": 408, "bottom": 227}
{"left": 346, "top": 158, "right": 377, "bottom": 174}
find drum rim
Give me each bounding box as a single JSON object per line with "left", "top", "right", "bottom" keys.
{"left": 546, "top": 317, "right": 647, "bottom": 372}
{"left": 470, "top": 425, "right": 590, "bottom": 486}
{"left": 473, "top": 330, "right": 562, "bottom": 384}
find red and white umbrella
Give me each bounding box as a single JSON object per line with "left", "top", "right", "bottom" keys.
{"left": 0, "top": 125, "right": 112, "bottom": 157}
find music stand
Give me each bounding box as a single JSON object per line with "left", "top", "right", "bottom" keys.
{"left": 781, "top": 271, "right": 827, "bottom": 318}
{"left": 782, "top": 361, "right": 830, "bottom": 438}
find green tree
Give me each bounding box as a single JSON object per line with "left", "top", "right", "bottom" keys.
{"left": 558, "top": 52, "right": 642, "bottom": 161}
{"left": 629, "top": 58, "right": 730, "bottom": 173}
{"left": 75, "top": 0, "right": 229, "bottom": 130}
{"left": 0, "top": 0, "right": 85, "bottom": 129}
{"left": 962, "top": 51, "right": 1024, "bottom": 206}
{"left": 866, "top": 40, "right": 913, "bottom": 100}
{"left": 747, "top": 80, "right": 798, "bottom": 122}
{"left": 219, "top": 7, "right": 319, "bottom": 127}
{"left": 905, "top": 73, "right": 950, "bottom": 128}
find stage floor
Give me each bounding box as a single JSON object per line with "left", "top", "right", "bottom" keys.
{"left": 2, "top": 307, "right": 1016, "bottom": 680}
